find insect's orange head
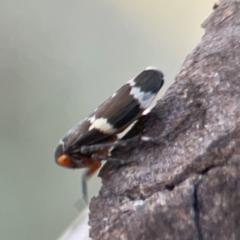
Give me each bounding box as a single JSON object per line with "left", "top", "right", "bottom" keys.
{"left": 54, "top": 142, "right": 75, "bottom": 168}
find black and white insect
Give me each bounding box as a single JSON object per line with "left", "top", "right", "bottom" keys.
{"left": 55, "top": 67, "right": 164, "bottom": 201}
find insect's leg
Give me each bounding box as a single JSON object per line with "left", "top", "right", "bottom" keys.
{"left": 81, "top": 153, "right": 128, "bottom": 203}
{"left": 81, "top": 135, "right": 160, "bottom": 202}
{"left": 91, "top": 153, "right": 133, "bottom": 164}
{"left": 82, "top": 159, "right": 102, "bottom": 203}
{"left": 81, "top": 135, "right": 161, "bottom": 154}
{"left": 81, "top": 135, "right": 141, "bottom": 154}
{"left": 81, "top": 172, "right": 88, "bottom": 204}
{"left": 92, "top": 153, "right": 136, "bottom": 165}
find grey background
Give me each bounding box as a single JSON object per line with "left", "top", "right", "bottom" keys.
{"left": 0, "top": 1, "right": 214, "bottom": 239}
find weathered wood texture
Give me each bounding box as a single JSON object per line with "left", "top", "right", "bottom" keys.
{"left": 90, "top": 1, "right": 240, "bottom": 239}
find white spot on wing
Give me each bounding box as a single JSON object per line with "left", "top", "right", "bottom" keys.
{"left": 59, "top": 139, "right": 64, "bottom": 146}
{"left": 142, "top": 107, "right": 152, "bottom": 115}
{"left": 127, "top": 78, "right": 135, "bottom": 86}
{"left": 130, "top": 86, "right": 155, "bottom": 109}
{"left": 111, "top": 92, "right": 117, "bottom": 98}
{"left": 59, "top": 139, "right": 65, "bottom": 150}
{"left": 88, "top": 115, "right": 96, "bottom": 123}
{"left": 89, "top": 118, "right": 116, "bottom": 134}
{"left": 145, "top": 66, "right": 158, "bottom": 70}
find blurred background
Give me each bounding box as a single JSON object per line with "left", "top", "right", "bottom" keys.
{"left": 1, "top": 1, "right": 215, "bottom": 239}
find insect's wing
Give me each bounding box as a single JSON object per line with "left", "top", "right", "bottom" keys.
{"left": 91, "top": 68, "right": 164, "bottom": 132}
{"left": 66, "top": 69, "right": 164, "bottom": 148}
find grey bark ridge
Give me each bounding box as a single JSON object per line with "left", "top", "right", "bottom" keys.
{"left": 89, "top": 1, "right": 240, "bottom": 239}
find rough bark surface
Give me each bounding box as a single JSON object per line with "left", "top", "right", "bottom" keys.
{"left": 89, "top": 1, "right": 240, "bottom": 239}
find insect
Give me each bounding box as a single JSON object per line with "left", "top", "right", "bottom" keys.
{"left": 55, "top": 68, "right": 164, "bottom": 202}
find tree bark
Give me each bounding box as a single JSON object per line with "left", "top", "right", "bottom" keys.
{"left": 89, "top": 0, "right": 240, "bottom": 239}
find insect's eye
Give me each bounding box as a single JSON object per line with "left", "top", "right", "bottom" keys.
{"left": 57, "top": 154, "right": 72, "bottom": 168}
